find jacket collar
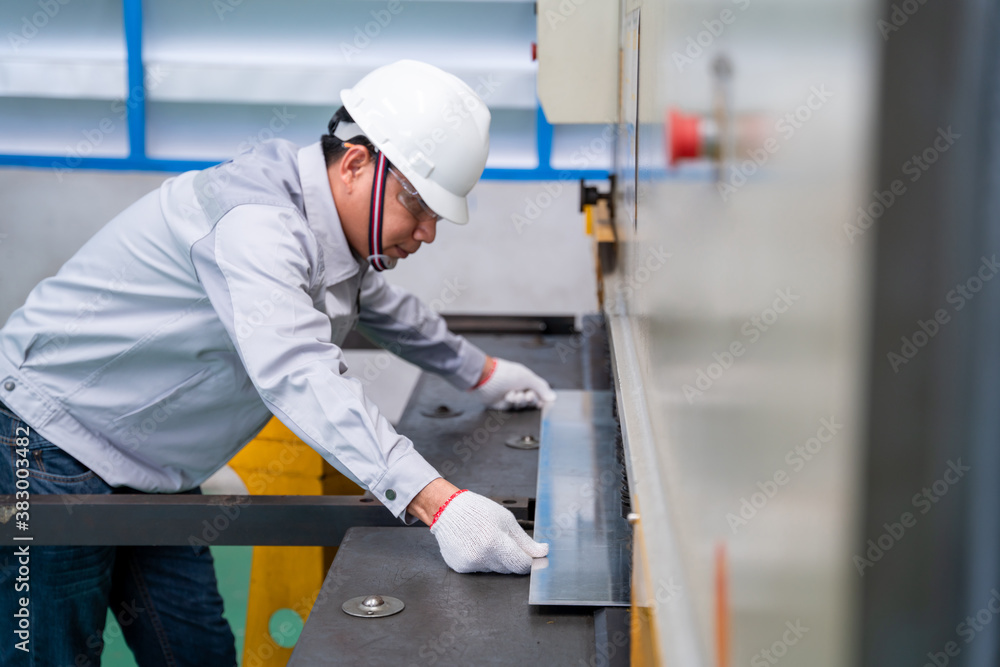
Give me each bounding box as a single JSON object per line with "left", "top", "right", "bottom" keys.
{"left": 297, "top": 142, "right": 368, "bottom": 284}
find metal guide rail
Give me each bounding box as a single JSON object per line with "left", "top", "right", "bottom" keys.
{"left": 0, "top": 494, "right": 529, "bottom": 546}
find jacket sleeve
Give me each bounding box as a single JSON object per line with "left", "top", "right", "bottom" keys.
{"left": 190, "top": 204, "right": 438, "bottom": 521}
{"left": 356, "top": 269, "right": 488, "bottom": 391}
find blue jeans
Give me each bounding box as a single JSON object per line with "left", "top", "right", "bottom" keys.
{"left": 0, "top": 402, "right": 237, "bottom": 666}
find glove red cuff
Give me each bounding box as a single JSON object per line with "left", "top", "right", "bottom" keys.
{"left": 473, "top": 358, "right": 497, "bottom": 389}
{"left": 430, "top": 489, "right": 469, "bottom": 528}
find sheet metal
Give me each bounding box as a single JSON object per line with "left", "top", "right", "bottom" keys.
{"left": 529, "top": 390, "right": 631, "bottom": 606}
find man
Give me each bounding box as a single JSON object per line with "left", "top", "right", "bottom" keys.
{"left": 0, "top": 60, "right": 554, "bottom": 665}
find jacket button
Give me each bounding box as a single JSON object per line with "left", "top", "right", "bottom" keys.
{"left": 3, "top": 381, "right": 13, "bottom": 392}
{"left": 385, "top": 489, "right": 396, "bottom": 501}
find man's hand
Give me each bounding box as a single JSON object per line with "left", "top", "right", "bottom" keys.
{"left": 409, "top": 479, "right": 549, "bottom": 574}
{"left": 407, "top": 477, "right": 461, "bottom": 525}
{"left": 425, "top": 488, "right": 549, "bottom": 574}
{"left": 472, "top": 357, "right": 556, "bottom": 410}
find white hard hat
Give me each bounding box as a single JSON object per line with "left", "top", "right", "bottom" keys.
{"left": 340, "top": 60, "right": 491, "bottom": 224}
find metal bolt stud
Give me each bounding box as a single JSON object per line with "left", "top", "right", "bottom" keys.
{"left": 342, "top": 594, "right": 405, "bottom": 618}
{"left": 505, "top": 434, "right": 539, "bottom": 450}
{"left": 421, "top": 404, "right": 464, "bottom": 419}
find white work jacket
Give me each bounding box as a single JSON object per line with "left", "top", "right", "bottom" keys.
{"left": 0, "top": 140, "right": 486, "bottom": 520}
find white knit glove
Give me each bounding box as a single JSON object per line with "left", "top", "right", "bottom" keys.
{"left": 472, "top": 358, "right": 557, "bottom": 410}
{"left": 430, "top": 490, "right": 549, "bottom": 574}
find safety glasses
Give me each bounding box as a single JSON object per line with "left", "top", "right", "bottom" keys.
{"left": 388, "top": 167, "right": 441, "bottom": 224}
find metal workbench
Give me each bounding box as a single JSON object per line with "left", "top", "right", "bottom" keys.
{"left": 288, "top": 527, "right": 609, "bottom": 666}
{"left": 288, "top": 319, "right": 630, "bottom": 665}
{"left": 0, "top": 317, "right": 629, "bottom": 664}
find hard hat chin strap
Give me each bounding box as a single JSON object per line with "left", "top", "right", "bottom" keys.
{"left": 328, "top": 108, "right": 395, "bottom": 271}
{"left": 367, "top": 151, "right": 396, "bottom": 272}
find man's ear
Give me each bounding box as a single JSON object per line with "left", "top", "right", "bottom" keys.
{"left": 339, "top": 144, "right": 372, "bottom": 194}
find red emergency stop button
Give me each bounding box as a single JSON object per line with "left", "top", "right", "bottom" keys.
{"left": 668, "top": 108, "right": 702, "bottom": 165}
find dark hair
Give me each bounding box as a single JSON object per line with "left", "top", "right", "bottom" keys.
{"left": 322, "top": 106, "right": 376, "bottom": 167}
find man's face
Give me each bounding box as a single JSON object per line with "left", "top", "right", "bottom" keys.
{"left": 380, "top": 166, "right": 440, "bottom": 260}
{"left": 330, "top": 145, "right": 440, "bottom": 262}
